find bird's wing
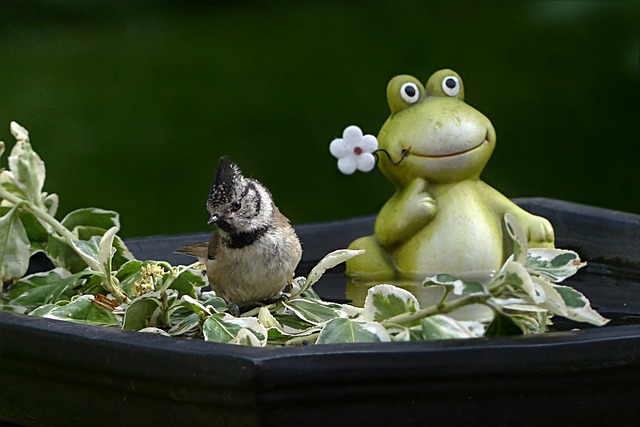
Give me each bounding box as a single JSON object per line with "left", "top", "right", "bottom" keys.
{"left": 175, "top": 241, "right": 209, "bottom": 259}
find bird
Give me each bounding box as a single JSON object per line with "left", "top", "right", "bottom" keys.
{"left": 176, "top": 157, "right": 302, "bottom": 314}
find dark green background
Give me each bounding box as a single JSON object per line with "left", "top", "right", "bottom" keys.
{"left": 1, "top": 1, "right": 638, "bottom": 237}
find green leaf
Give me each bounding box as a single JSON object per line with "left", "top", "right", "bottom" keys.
{"left": 138, "top": 327, "right": 171, "bottom": 336}
{"left": 122, "top": 297, "right": 162, "bottom": 330}
{"left": 46, "top": 234, "right": 104, "bottom": 273}
{"left": 0, "top": 170, "right": 27, "bottom": 200}
{"left": 99, "top": 226, "right": 118, "bottom": 277}
{"left": 388, "top": 325, "right": 424, "bottom": 342}
{"left": 60, "top": 208, "right": 120, "bottom": 231}
{"left": 10, "top": 121, "right": 30, "bottom": 141}
{"left": 501, "top": 304, "right": 549, "bottom": 334}
{"left": 492, "top": 261, "right": 545, "bottom": 304}
{"left": 28, "top": 303, "right": 60, "bottom": 317}
{"left": 168, "top": 312, "right": 201, "bottom": 336}
{"left": 485, "top": 309, "right": 524, "bottom": 336}
{"left": 316, "top": 317, "right": 390, "bottom": 344}
{"left": 525, "top": 248, "right": 585, "bottom": 282}
{"left": 202, "top": 314, "right": 267, "bottom": 346}
{"left": 298, "top": 249, "right": 364, "bottom": 295}
{"left": 533, "top": 276, "right": 568, "bottom": 317}
{"left": 424, "top": 274, "right": 490, "bottom": 297}
{"left": 72, "top": 236, "right": 102, "bottom": 271}
{"left": 232, "top": 329, "right": 263, "bottom": 346}
{"left": 0, "top": 204, "right": 30, "bottom": 281}
{"left": 16, "top": 208, "right": 49, "bottom": 251}
{"left": 43, "top": 295, "right": 119, "bottom": 326}
{"left": 362, "top": 284, "right": 419, "bottom": 322}
{"left": 172, "top": 294, "right": 212, "bottom": 317}
{"left": 258, "top": 306, "right": 283, "bottom": 329}
{"left": 272, "top": 311, "right": 315, "bottom": 333}
{"left": 112, "top": 235, "right": 135, "bottom": 268}
{"left": 283, "top": 298, "right": 343, "bottom": 325}
{"left": 43, "top": 192, "right": 59, "bottom": 217}
{"left": 169, "top": 268, "right": 206, "bottom": 298}
{"left": 8, "top": 269, "right": 86, "bottom": 312}
{"left": 46, "top": 234, "right": 87, "bottom": 273}
{"left": 551, "top": 284, "right": 609, "bottom": 326}
{"left": 419, "top": 315, "right": 479, "bottom": 340}
{"left": 200, "top": 291, "right": 229, "bottom": 313}
{"left": 117, "top": 260, "right": 147, "bottom": 295}
{"left": 504, "top": 213, "right": 528, "bottom": 264}
{"left": 8, "top": 137, "right": 46, "bottom": 203}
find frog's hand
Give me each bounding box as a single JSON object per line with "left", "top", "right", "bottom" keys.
{"left": 479, "top": 182, "right": 554, "bottom": 247}
{"left": 523, "top": 214, "right": 554, "bottom": 248}
{"left": 374, "top": 178, "right": 436, "bottom": 248}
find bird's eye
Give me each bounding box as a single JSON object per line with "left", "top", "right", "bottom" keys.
{"left": 442, "top": 76, "right": 460, "bottom": 97}
{"left": 400, "top": 82, "right": 420, "bottom": 104}
{"left": 231, "top": 201, "right": 241, "bottom": 211}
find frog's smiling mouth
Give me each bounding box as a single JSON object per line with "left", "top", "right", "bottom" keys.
{"left": 407, "top": 135, "right": 489, "bottom": 159}
{"left": 373, "top": 133, "right": 490, "bottom": 167}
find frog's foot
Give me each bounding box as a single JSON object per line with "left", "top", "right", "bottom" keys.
{"left": 526, "top": 215, "right": 555, "bottom": 248}
{"left": 346, "top": 235, "right": 396, "bottom": 281}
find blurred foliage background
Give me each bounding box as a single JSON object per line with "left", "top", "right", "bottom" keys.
{"left": 0, "top": 0, "right": 638, "bottom": 237}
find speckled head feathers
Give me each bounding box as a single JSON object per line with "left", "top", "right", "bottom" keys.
{"left": 208, "top": 157, "right": 244, "bottom": 207}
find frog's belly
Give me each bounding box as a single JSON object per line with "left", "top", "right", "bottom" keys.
{"left": 393, "top": 198, "right": 504, "bottom": 277}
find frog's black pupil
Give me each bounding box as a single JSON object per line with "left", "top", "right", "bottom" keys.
{"left": 445, "top": 78, "right": 457, "bottom": 89}
{"left": 405, "top": 85, "right": 416, "bottom": 97}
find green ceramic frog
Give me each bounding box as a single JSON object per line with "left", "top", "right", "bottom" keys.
{"left": 346, "top": 69, "right": 555, "bottom": 283}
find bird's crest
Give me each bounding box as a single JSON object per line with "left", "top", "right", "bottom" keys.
{"left": 209, "top": 156, "right": 244, "bottom": 206}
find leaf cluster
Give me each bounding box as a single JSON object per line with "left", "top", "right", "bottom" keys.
{"left": 0, "top": 122, "right": 608, "bottom": 346}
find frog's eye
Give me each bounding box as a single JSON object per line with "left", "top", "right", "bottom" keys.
{"left": 442, "top": 76, "right": 460, "bottom": 97}
{"left": 400, "top": 82, "right": 420, "bottom": 104}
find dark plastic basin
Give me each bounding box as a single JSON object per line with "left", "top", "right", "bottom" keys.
{"left": 1, "top": 198, "right": 639, "bottom": 426}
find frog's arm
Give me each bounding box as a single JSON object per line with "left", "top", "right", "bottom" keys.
{"left": 374, "top": 177, "right": 436, "bottom": 249}
{"left": 478, "top": 182, "right": 554, "bottom": 247}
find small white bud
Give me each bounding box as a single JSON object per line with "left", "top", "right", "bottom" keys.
{"left": 10, "top": 121, "right": 29, "bottom": 142}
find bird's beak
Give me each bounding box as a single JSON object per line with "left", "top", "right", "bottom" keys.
{"left": 208, "top": 214, "right": 220, "bottom": 225}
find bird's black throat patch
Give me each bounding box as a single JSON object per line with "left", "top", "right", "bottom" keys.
{"left": 227, "top": 225, "right": 271, "bottom": 249}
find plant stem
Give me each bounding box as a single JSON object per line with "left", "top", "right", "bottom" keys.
{"left": 382, "top": 295, "right": 489, "bottom": 326}
{"left": 157, "top": 261, "right": 201, "bottom": 293}
{"left": 0, "top": 186, "right": 131, "bottom": 304}
{"left": 108, "top": 276, "right": 130, "bottom": 305}
{"left": 0, "top": 187, "right": 76, "bottom": 244}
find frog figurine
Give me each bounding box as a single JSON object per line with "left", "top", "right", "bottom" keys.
{"left": 346, "top": 69, "right": 555, "bottom": 285}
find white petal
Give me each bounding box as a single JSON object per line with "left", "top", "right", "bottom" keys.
{"left": 342, "top": 125, "right": 363, "bottom": 144}
{"left": 10, "top": 121, "right": 29, "bottom": 141}
{"left": 356, "top": 153, "right": 376, "bottom": 172}
{"left": 359, "top": 134, "right": 378, "bottom": 153}
{"left": 337, "top": 156, "right": 357, "bottom": 175}
{"left": 329, "top": 138, "right": 350, "bottom": 158}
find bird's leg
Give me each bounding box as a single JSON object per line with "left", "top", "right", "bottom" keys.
{"left": 227, "top": 302, "right": 240, "bottom": 317}
{"left": 261, "top": 293, "right": 289, "bottom": 305}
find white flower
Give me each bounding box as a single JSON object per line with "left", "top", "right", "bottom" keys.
{"left": 329, "top": 125, "right": 378, "bottom": 174}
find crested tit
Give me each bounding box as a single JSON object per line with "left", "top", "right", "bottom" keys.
{"left": 177, "top": 157, "right": 302, "bottom": 311}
